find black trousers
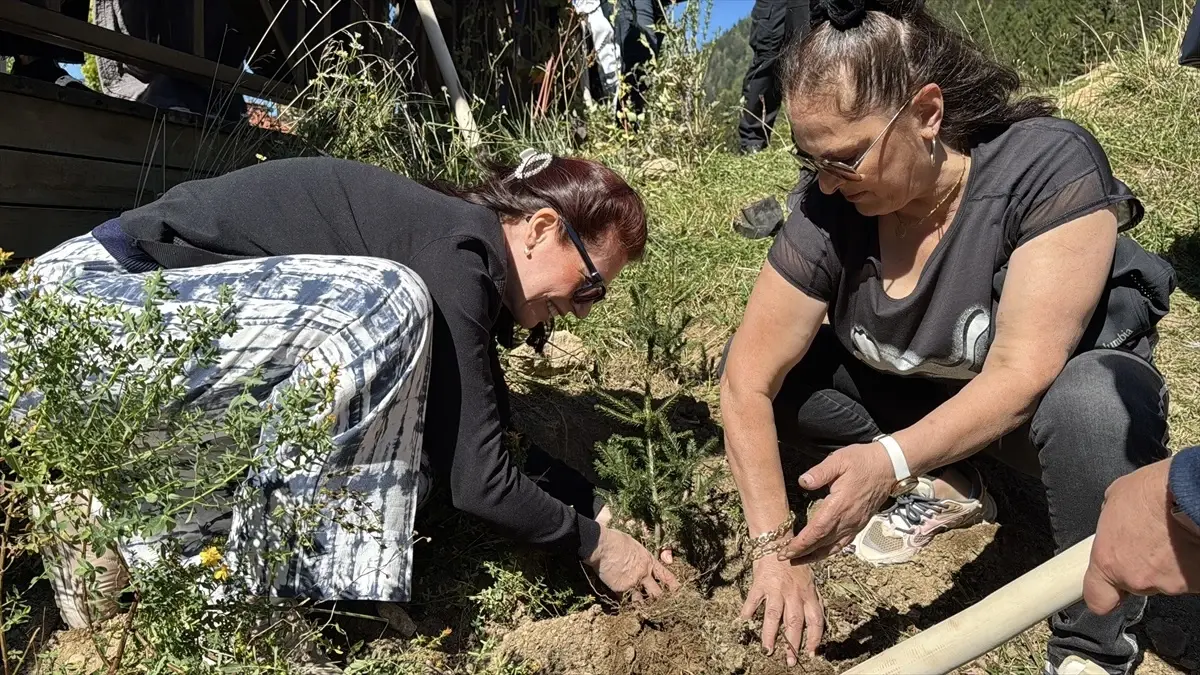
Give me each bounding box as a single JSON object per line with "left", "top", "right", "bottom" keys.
{"left": 737, "top": 0, "right": 808, "bottom": 151}
{"left": 726, "top": 326, "right": 1170, "bottom": 673}
{"left": 615, "top": 0, "right": 667, "bottom": 114}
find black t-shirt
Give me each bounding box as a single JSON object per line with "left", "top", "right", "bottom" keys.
{"left": 768, "top": 117, "right": 1173, "bottom": 381}
{"left": 118, "top": 157, "right": 602, "bottom": 558}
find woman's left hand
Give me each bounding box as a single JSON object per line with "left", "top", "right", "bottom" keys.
{"left": 778, "top": 442, "right": 897, "bottom": 564}
{"left": 596, "top": 504, "right": 674, "bottom": 564}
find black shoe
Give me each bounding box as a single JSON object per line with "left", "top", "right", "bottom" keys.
{"left": 736, "top": 143, "right": 766, "bottom": 156}
{"left": 733, "top": 196, "right": 784, "bottom": 239}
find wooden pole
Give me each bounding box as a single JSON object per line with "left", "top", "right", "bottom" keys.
{"left": 412, "top": 0, "right": 480, "bottom": 148}
{"left": 844, "top": 536, "right": 1094, "bottom": 675}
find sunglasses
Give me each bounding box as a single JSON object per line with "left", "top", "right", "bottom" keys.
{"left": 559, "top": 216, "right": 608, "bottom": 306}
{"left": 790, "top": 93, "right": 917, "bottom": 182}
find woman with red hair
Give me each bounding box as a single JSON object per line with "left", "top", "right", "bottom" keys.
{"left": 16, "top": 150, "right": 670, "bottom": 627}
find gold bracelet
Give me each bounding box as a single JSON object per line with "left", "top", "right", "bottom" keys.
{"left": 746, "top": 512, "right": 796, "bottom": 561}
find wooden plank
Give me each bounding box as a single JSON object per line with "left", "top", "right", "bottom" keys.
{"left": 0, "top": 206, "right": 115, "bottom": 259}
{"left": 0, "top": 86, "right": 269, "bottom": 174}
{"left": 321, "top": 0, "right": 332, "bottom": 41}
{"left": 258, "top": 0, "right": 305, "bottom": 87}
{"left": 193, "top": 0, "right": 204, "bottom": 58}
{"left": 0, "top": 0, "right": 297, "bottom": 104}
{"left": 0, "top": 149, "right": 193, "bottom": 211}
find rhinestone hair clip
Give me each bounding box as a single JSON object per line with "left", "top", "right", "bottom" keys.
{"left": 514, "top": 148, "right": 553, "bottom": 179}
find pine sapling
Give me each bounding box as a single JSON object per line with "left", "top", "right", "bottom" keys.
{"left": 592, "top": 383, "right": 718, "bottom": 553}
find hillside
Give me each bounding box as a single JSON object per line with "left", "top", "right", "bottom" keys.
{"left": 702, "top": 15, "right": 752, "bottom": 110}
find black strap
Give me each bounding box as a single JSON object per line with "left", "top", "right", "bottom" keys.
{"left": 136, "top": 239, "right": 251, "bottom": 269}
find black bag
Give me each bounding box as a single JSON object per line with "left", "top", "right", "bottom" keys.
{"left": 1183, "top": 1, "right": 1200, "bottom": 67}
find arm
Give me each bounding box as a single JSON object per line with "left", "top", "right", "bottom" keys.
{"left": 721, "top": 261, "right": 827, "bottom": 539}
{"left": 892, "top": 206, "right": 1119, "bottom": 477}
{"left": 414, "top": 238, "right": 601, "bottom": 558}
{"left": 721, "top": 261, "right": 828, "bottom": 660}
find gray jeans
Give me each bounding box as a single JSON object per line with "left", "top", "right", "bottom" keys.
{"left": 750, "top": 326, "right": 1170, "bottom": 674}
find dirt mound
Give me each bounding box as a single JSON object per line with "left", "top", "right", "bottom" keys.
{"left": 501, "top": 589, "right": 837, "bottom": 675}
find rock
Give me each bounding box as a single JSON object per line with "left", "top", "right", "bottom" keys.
{"left": 640, "top": 157, "right": 678, "bottom": 179}
{"left": 507, "top": 328, "right": 589, "bottom": 376}
{"left": 375, "top": 602, "right": 417, "bottom": 638}
{"left": 624, "top": 645, "right": 637, "bottom": 664}
{"left": 733, "top": 196, "right": 784, "bottom": 239}
{"left": 1146, "top": 617, "right": 1189, "bottom": 659}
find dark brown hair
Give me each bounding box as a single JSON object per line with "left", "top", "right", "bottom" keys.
{"left": 428, "top": 156, "right": 648, "bottom": 260}
{"left": 784, "top": 0, "right": 1057, "bottom": 151}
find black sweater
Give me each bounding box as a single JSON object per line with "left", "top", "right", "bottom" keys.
{"left": 117, "top": 157, "right": 602, "bottom": 558}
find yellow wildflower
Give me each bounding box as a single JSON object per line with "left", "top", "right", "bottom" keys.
{"left": 213, "top": 564, "right": 231, "bottom": 582}
{"left": 199, "top": 546, "right": 222, "bottom": 568}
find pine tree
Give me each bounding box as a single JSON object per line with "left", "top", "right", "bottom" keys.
{"left": 593, "top": 383, "right": 718, "bottom": 553}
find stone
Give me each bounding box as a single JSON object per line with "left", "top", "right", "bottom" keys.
{"left": 375, "top": 602, "right": 418, "bottom": 638}
{"left": 1146, "top": 617, "right": 1189, "bottom": 659}
{"left": 640, "top": 157, "right": 678, "bottom": 179}
{"left": 624, "top": 645, "right": 637, "bottom": 664}
{"left": 507, "top": 328, "right": 588, "bottom": 376}
{"left": 734, "top": 196, "right": 784, "bottom": 239}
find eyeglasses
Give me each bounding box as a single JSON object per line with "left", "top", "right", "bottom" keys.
{"left": 790, "top": 93, "right": 916, "bottom": 182}
{"left": 559, "top": 216, "right": 608, "bottom": 306}
{"left": 524, "top": 215, "right": 607, "bottom": 354}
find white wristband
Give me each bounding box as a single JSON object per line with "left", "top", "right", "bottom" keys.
{"left": 873, "top": 433, "right": 911, "bottom": 482}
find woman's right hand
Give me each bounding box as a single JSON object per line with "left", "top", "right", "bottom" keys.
{"left": 740, "top": 556, "right": 825, "bottom": 665}
{"left": 585, "top": 525, "right": 679, "bottom": 601}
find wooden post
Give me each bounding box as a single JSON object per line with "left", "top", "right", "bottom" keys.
{"left": 192, "top": 0, "right": 204, "bottom": 58}
{"left": 413, "top": 0, "right": 479, "bottom": 148}
{"left": 843, "top": 536, "right": 1094, "bottom": 675}
{"left": 321, "top": 0, "right": 331, "bottom": 41}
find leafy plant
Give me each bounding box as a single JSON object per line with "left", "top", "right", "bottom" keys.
{"left": 470, "top": 559, "right": 592, "bottom": 630}
{"left": 0, "top": 259, "right": 357, "bottom": 673}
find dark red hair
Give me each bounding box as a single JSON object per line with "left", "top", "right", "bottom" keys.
{"left": 428, "top": 156, "right": 648, "bottom": 260}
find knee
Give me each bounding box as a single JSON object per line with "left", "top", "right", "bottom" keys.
{"left": 310, "top": 257, "right": 432, "bottom": 326}
{"left": 1032, "top": 350, "right": 1168, "bottom": 465}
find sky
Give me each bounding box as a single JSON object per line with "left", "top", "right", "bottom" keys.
{"left": 62, "top": 1, "right": 754, "bottom": 83}
{"left": 690, "top": 0, "right": 756, "bottom": 39}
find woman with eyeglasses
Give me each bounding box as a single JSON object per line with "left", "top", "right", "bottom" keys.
{"left": 719, "top": 0, "right": 1175, "bottom": 670}
{"left": 16, "top": 151, "right": 676, "bottom": 629}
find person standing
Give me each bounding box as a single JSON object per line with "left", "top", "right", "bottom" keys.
{"left": 737, "top": 0, "right": 809, "bottom": 154}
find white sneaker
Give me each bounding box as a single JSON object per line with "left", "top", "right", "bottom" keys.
{"left": 851, "top": 468, "right": 996, "bottom": 566}
{"left": 1046, "top": 656, "right": 1109, "bottom": 675}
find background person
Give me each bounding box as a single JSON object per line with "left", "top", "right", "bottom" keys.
{"left": 736, "top": 0, "right": 809, "bottom": 154}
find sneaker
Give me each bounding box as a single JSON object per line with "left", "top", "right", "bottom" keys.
{"left": 851, "top": 466, "right": 997, "bottom": 566}
{"left": 1045, "top": 656, "right": 1109, "bottom": 675}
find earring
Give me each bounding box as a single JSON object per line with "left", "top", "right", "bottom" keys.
{"left": 523, "top": 246, "right": 532, "bottom": 257}
{"left": 929, "top": 137, "right": 938, "bottom": 164}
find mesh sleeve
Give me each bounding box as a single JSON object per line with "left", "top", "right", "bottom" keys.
{"left": 1014, "top": 122, "right": 1143, "bottom": 247}
{"left": 766, "top": 188, "right": 842, "bottom": 303}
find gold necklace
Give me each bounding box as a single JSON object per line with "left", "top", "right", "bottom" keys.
{"left": 897, "top": 158, "right": 967, "bottom": 239}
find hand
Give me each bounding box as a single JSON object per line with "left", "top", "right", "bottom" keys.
{"left": 740, "top": 556, "right": 825, "bottom": 664}
{"left": 1083, "top": 458, "right": 1200, "bottom": 614}
{"left": 595, "top": 505, "right": 674, "bottom": 564}
{"left": 779, "top": 442, "right": 896, "bottom": 564}
{"left": 585, "top": 525, "right": 680, "bottom": 601}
